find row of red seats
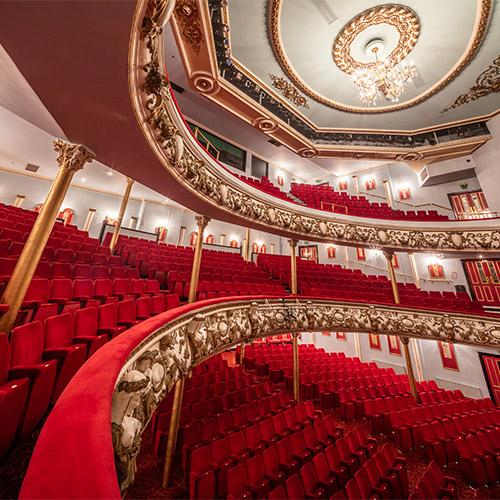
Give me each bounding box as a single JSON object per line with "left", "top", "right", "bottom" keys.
{"left": 386, "top": 398, "right": 496, "bottom": 450}
{"left": 419, "top": 414, "right": 500, "bottom": 466}
{"left": 0, "top": 257, "right": 137, "bottom": 283}
{"left": 454, "top": 429, "right": 500, "bottom": 486}
{"left": 271, "top": 442, "right": 408, "bottom": 500}
{"left": 410, "top": 461, "right": 457, "bottom": 500}
{"left": 290, "top": 182, "right": 449, "bottom": 221}
{"left": 237, "top": 175, "right": 295, "bottom": 204}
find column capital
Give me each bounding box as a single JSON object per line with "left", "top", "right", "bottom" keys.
{"left": 53, "top": 140, "right": 95, "bottom": 172}
{"left": 400, "top": 336, "right": 410, "bottom": 345}
{"left": 288, "top": 239, "right": 298, "bottom": 248}
{"left": 126, "top": 177, "right": 135, "bottom": 186}
{"left": 195, "top": 215, "right": 211, "bottom": 231}
{"left": 382, "top": 249, "right": 394, "bottom": 260}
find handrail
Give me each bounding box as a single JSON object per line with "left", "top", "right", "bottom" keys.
{"left": 358, "top": 190, "right": 454, "bottom": 213}
{"left": 193, "top": 126, "right": 221, "bottom": 161}
{"left": 128, "top": 0, "right": 500, "bottom": 255}
{"left": 19, "top": 295, "right": 500, "bottom": 499}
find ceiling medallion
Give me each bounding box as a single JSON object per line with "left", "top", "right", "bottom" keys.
{"left": 442, "top": 54, "right": 500, "bottom": 112}
{"left": 252, "top": 117, "right": 280, "bottom": 133}
{"left": 191, "top": 71, "right": 220, "bottom": 95}
{"left": 269, "top": 73, "right": 309, "bottom": 109}
{"left": 268, "top": 0, "right": 492, "bottom": 113}
{"left": 332, "top": 4, "right": 420, "bottom": 75}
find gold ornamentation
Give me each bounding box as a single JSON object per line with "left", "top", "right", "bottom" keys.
{"left": 130, "top": 0, "right": 500, "bottom": 253}
{"left": 112, "top": 295, "right": 500, "bottom": 488}
{"left": 442, "top": 55, "right": 500, "bottom": 112}
{"left": 191, "top": 71, "right": 220, "bottom": 95}
{"left": 252, "top": 117, "right": 280, "bottom": 133}
{"left": 333, "top": 5, "right": 420, "bottom": 75}
{"left": 269, "top": 74, "right": 309, "bottom": 109}
{"left": 268, "top": 0, "right": 492, "bottom": 113}
{"left": 174, "top": 0, "right": 203, "bottom": 54}
{"left": 53, "top": 140, "right": 95, "bottom": 172}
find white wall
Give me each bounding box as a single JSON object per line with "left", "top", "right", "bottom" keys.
{"left": 474, "top": 115, "right": 500, "bottom": 213}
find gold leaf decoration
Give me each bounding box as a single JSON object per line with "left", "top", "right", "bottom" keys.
{"left": 269, "top": 74, "right": 309, "bottom": 109}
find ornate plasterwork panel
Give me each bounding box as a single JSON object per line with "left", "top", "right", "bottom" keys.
{"left": 129, "top": 0, "right": 500, "bottom": 254}
{"left": 333, "top": 4, "right": 421, "bottom": 74}
{"left": 443, "top": 54, "right": 500, "bottom": 112}
{"left": 111, "top": 296, "right": 500, "bottom": 490}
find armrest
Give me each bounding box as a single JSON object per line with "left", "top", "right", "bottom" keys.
{"left": 9, "top": 363, "right": 52, "bottom": 379}
{"left": 43, "top": 347, "right": 76, "bottom": 360}
{"left": 73, "top": 336, "right": 97, "bottom": 346}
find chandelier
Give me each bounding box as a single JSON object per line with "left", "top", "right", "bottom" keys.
{"left": 352, "top": 41, "right": 417, "bottom": 105}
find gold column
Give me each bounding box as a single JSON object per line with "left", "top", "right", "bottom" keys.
{"left": 13, "top": 195, "right": 26, "bottom": 208}
{"left": 109, "top": 177, "right": 134, "bottom": 253}
{"left": 384, "top": 251, "right": 420, "bottom": 402}
{"left": 384, "top": 251, "right": 400, "bottom": 304}
{"left": 83, "top": 208, "right": 96, "bottom": 233}
{"left": 240, "top": 342, "right": 245, "bottom": 365}
{"left": 0, "top": 140, "right": 94, "bottom": 334}
{"left": 220, "top": 233, "right": 226, "bottom": 246}
{"left": 162, "top": 376, "right": 185, "bottom": 488}
{"left": 187, "top": 215, "right": 210, "bottom": 303}
{"left": 344, "top": 246, "right": 350, "bottom": 269}
{"left": 401, "top": 337, "right": 420, "bottom": 403}
{"left": 243, "top": 228, "right": 251, "bottom": 261}
{"left": 289, "top": 239, "right": 298, "bottom": 295}
{"left": 408, "top": 253, "right": 421, "bottom": 288}
{"left": 383, "top": 180, "right": 394, "bottom": 208}
{"left": 177, "top": 226, "right": 186, "bottom": 246}
{"left": 270, "top": 243, "right": 275, "bottom": 255}
{"left": 292, "top": 332, "right": 300, "bottom": 402}
{"left": 352, "top": 175, "right": 359, "bottom": 195}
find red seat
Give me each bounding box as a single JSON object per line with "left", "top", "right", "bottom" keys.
{"left": 285, "top": 473, "right": 306, "bottom": 500}
{"left": 246, "top": 454, "right": 272, "bottom": 498}
{"left": 51, "top": 261, "right": 73, "bottom": 278}
{"left": 300, "top": 461, "right": 328, "bottom": 498}
{"left": 21, "top": 278, "right": 50, "bottom": 310}
{"left": 97, "top": 303, "right": 126, "bottom": 339}
{"left": 227, "top": 462, "right": 253, "bottom": 499}
{"left": 44, "top": 313, "right": 87, "bottom": 402}
{"left": 0, "top": 332, "right": 29, "bottom": 456}
{"left": 73, "top": 307, "right": 108, "bottom": 357}
{"left": 150, "top": 294, "right": 166, "bottom": 315}
{"left": 93, "top": 279, "right": 113, "bottom": 302}
{"left": 135, "top": 296, "right": 152, "bottom": 320}
{"left": 312, "top": 452, "right": 338, "bottom": 494}
{"left": 262, "top": 445, "right": 287, "bottom": 486}
{"left": 9, "top": 321, "right": 57, "bottom": 435}
{"left": 112, "top": 278, "right": 131, "bottom": 299}
{"left": 117, "top": 300, "right": 139, "bottom": 329}
{"left": 189, "top": 445, "right": 216, "bottom": 499}
{"left": 73, "top": 263, "right": 92, "bottom": 279}
{"left": 49, "top": 278, "right": 78, "bottom": 310}
{"left": 72, "top": 279, "right": 96, "bottom": 306}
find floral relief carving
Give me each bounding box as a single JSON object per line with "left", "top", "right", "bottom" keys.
{"left": 269, "top": 74, "right": 309, "bottom": 109}
{"left": 133, "top": 0, "right": 500, "bottom": 258}
{"left": 442, "top": 55, "right": 500, "bottom": 112}
{"left": 112, "top": 296, "right": 500, "bottom": 489}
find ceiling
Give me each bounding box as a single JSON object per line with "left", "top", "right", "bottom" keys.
{"left": 226, "top": 0, "right": 500, "bottom": 131}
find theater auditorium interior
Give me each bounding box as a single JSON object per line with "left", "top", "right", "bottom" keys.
{"left": 0, "top": 1, "right": 499, "bottom": 499}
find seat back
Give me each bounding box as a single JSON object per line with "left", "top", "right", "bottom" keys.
{"left": 45, "top": 313, "right": 74, "bottom": 348}
{"left": 10, "top": 321, "right": 44, "bottom": 366}
{"left": 0, "top": 332, "right": 10, "bottom": 385}
{"left": 74, "top": 307, "right": 98, "bottom": 337}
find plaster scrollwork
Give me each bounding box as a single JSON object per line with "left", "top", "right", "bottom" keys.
{"left": 112, "top": 297, "right": 500, "bottom": 490}
{"left": 131, "top": 0, "right": 500, "bottom": 254}
{"left": 53, "top": 139, "right": 95, "bottom": 172}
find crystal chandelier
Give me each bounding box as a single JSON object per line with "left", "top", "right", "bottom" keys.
{"left": 352, "top": 42, "right": 417, "bottom": 105}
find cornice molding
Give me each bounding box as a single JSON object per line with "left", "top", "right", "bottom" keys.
{"left": 129, "top": 0, "right": 500, "bottom": 254}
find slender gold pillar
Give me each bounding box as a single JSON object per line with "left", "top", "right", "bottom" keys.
{"left": 13, "top": 195, "right": 26, "bottom": 208}
{"left": 408, "top": 253, "right": 421, "bottom": 288}
{"left": 187, "top": 215, "right": 210, "bottom": 304}
{"left": 243, "top": 228, "right": 251, "bottom": 261}
{"left": 383, "top": 180, "right": 394, "bottom": 208}
{"left": 0, "top": 141, "right": 94, "bottom": 334}
{"left": 401, "top": 337, "right": 420, "bottom": 403}
{"left": 162, "top": 377, "right": 185, "bottom": 488}
{"left": 163, "top": 215, "right": 210, "bottom": 488}
{"left": 220, "top": 233, "right": 226, "bottom": 246}
{"left": 240, "top": 342, "right": 245, "bottom": 365}
{"left": 289, "top": 239, "right": 298, "bottom": 295}
{"left": 384, "top": 251, "right": 400, "bottom": 304}
{"left": 83, "top": 208, "right": 96, "bottom": 233}
{"left": 352, "top": 175, "right": 359, "bottom": 195}
{"left": 292, "top": 332, "right": 300, "bottom": 402}
{"left": 384, "top": 251, "right": 420, "bottom": 402}
{"left": 177, "top": 226, "right": 186, "bottom": 246}
{"left": 344, "top": 246, "right": 350, "bottom": 269}
{"left": 109, "top": 177, "right": 134, "bottom": 253}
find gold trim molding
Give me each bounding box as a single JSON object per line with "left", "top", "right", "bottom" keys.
{"left": 442, "top": 54, "right": 500, "bottom": 112}
{"left": 112, "top": 296, "right": 500, "bottom": 490}
{"left": 333, "top": 4, "right": 420, "bottom": 75}
{"left": 269, "top": 73, "right": 309, "bottom": 109}
{"left": 269, "top": 0, "right": 492, "bottom": 113}
{"left": 130, "top": 0, "right": 500, "bottom": 254}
